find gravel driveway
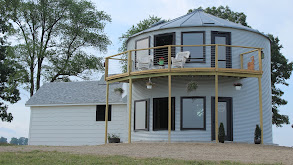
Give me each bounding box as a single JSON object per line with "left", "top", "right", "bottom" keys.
{"left": 1, "top": 142, "right": 292, "bottom": 164}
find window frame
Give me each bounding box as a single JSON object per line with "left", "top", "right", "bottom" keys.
{"left": 180, "top": 96, "right": 206, "bottom": 130}
{"left": 153, "top": 32, "right": 176, "bottom": 65}
{"left": 134, "top": 99, "right": 150, "bottom": 131}
{"left": 181, "top": 31, "right": 206, "bottom": 63}
{"left": 96, "top": 105, "right": 111, "bottom": 121}
{"left": 135, "top": 37, "right": 151, "bottom": 68}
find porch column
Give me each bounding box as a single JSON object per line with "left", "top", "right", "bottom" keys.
{"left": 258, "top": 77, "right": 264, "bottom": 144}
{"left": 168, "top": 75, "right": 172, "bottom": 142}
{"left": 128, "top": 78, "right": 133, "bottom": 143}
{"left": 215, "top": 44, "right": 219, "bottom": 143}
{"left": 104, "top": 82, "right": 109, "bottom": 144}
{"left": 215, "top": 74, "right": 219, "bottom": 143}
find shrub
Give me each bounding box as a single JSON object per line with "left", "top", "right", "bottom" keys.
{"left": 254, "top": 124, "right": 261, "bottom": 144}
{"left": 218, "top": 123, "right": 225, "bottom": 143}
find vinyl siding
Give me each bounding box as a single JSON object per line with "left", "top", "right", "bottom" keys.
{"left": 29, "top": 105, "right": 127, "bottom": 146}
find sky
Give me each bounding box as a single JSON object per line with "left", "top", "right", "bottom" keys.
{"left": 1, "top": 0, "right": 293, "bottom": 146}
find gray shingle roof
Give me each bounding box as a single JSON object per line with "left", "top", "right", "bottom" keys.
{"left": 26, "top": 77, "right": 126, "bottom": 106}
{"left": 129, "top": 9, "right": 266, "bottom": 39}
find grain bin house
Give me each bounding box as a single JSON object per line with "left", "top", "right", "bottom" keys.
{"left": 26, "top": 9, "right": 272, "bottom": 146}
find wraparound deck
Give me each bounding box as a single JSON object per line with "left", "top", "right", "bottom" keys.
{"left": 103, "top": 44, "right": 264, "bottom": 145}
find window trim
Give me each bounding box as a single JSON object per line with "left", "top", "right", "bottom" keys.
{"left": 180, "top": 96, "right": 206, "bottom": 130}
{"left": 153, "top": 32, "right": 176, "bottom": 65}
{"left": 181, "top": 31, "right": 206, "bottom": 63}
{"left": 135, "top": 37, "right": 151, "bottom": 68}
{"left": 153, "top": 97, "right": 175, "bottom": 131}
{"left": 96, "top": 105, "right": 111, "bottom": 121}
{"left": 134, "top": 99, "right": 150, "bottom": 131}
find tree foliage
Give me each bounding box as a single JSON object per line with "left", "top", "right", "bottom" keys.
{"left": 9, "top": 137, "right": 18, "bottom": 145}
{"left": 0, "top": 137, "right": 7, "bottom": 143}
{"left": 2, "top": 0, "right": 111, "bottom": 96}
{"left": 0, "top": 4, "right": 22, "bottom": 122}
{"left": 119, "top": 16, "right": 162, "bottom": 72}
{"left": 188, "top": 6, "right": 292, "bottom": 126}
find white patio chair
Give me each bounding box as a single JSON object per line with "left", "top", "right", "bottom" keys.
{"left": 171, "top": 51, "right": 190, "bottom": 68}
{"left": 136, "top": 55, "right": 154, "bottom": 70}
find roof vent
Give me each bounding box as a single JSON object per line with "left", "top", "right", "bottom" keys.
{"left": 150, "top": 20, "right": 166, "bottom": 27}
{"left": 203, "top": 22, "right": 215, "bottom": 24}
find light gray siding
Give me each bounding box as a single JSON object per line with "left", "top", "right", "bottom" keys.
{"left": 29, "top": 105, "right": 127, "bottom": 146}
{"left": 127, "top": 26, "right": 272, "bottom": 144}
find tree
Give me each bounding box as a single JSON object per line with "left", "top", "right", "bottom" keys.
{"left": 10, "top": 137, "right": 18, "bottom": 145}
{"left": 119, "top": 16, "right": 162, "bottom": 72}
{"left": 24, "top": 137, "right": 28, "bottom": 145}
{"left": 0, "top": 2, "right": 22, "bottom": 122}
{"left": 188, "top": 6, "right": 292, "bottom": 126}
{"left": 0, "top": 137, "right": 7, "bottom": 143}
{"left": 269, "top": 34, "right": 293, "bottom": 127}
{"left": 18, "top": 137, "right": 26, "bottom": 145}
{"left": 3, "top": 0, "right": 111, "bottom": 96}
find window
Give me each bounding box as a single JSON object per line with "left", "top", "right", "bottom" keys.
{"left": 96, "top": 105, "right": 111, "bottom": 121}
{"left": 134, "top": 99, "right": 149, "bottom": 131}
{"left": 153, "top": 97, "right": 175, "bottom": 131}
{"left": 154, "top": 33, "right": 175, "bottom": 65}
{"left": 181, "top": 31, "right": 205, "bottom": 63}
{"left": 135, "top": 37, "right": 150, "bottom": 67}
{"left": 181, "top": 97, "right": 206, "bottom": 130}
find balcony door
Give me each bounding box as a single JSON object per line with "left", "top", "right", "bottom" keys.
{"left": 154, "top": 33, "right": 175, "bottom": 65}
{"left": 211, "top": 31, "right": 231, "bottom": 68}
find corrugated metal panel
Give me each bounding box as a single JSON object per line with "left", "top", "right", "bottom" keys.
{"left": 127, "top": 26, "right": 272, "bottom": 144}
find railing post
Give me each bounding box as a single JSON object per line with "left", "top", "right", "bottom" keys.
{"left": 240, "top": 54, "right": 244, "bottom": 69}
{"left": 215, "top": 74, "right": 219, "bottom": 143}
{"left": 128, "top": 78, "right": 132, "bottom": 143}
{"left": 128, "top": 51, "right": 132, "bottom": 76}
{"left": 105, "top": 58, "right": 109, "bottom": 81}
{"left": 168, "top": 74, "right": 172, "bottom": 142}
{"left": 104, "top": 82, "right": 109, "bottom": 144}
{"left": 258, "top": 76, "right": 264, "bottom": 144}
{"left": 258, "top": 49, "right": 262, "bottom": 72}
{"left": 168, "top": 45, "right": 171, "bottom": 71}
{"left": 215, "top": 45, "right": 219, "bottom": 71}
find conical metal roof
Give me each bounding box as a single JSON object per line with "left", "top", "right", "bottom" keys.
{"left": 130, "top": 9, "right": 266, "bottom": 39}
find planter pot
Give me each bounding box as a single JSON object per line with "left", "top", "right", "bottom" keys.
{"left": 254, "top": 138, "right": 261, "bottom": 144}
{"left": 158, "top": 61, "right": 164, "bottom": 65}
{"left": 146, "top": 84, "right": 152, "bottom": 89}
{"left": 115, "top": 91, "right": 122, "bottom": 95}
{"left": 235, "top": 86, "right": 242, "bottom": 90}
{"left": 219, "top": 138, "right": 225, "bottom": 143}
{"left": 108, "top": 138, "right": 120, "bottom": 143}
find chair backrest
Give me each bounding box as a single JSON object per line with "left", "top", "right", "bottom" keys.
{"left": 176, "top": 51, "right": 190, "bottom": 60}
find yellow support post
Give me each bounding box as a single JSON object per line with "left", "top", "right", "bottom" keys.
{"left": 168, "top": 46, "right": 171, "bottom": 72}
{"left": 215, "top": 74, "right": 219, "bottom": 143}
{"left": 215, "top": 45, "right": 219, "bottom": 71}
{"left": 258, "top": 49, "right": 262, "bottom": 72}
{"left": 128, "top": 78, "right": 133, "bottom": 143}
{"left": 128, "top": 51, "right": 132, "bottom": 76}
{"left": 168, "top": 74, "right": 172, "bottom": 142}
{"left": 104, "top": 58, "right": 109, "bottom": 81}
{"left": 240, "top": 54, "right": 244, "bottom": 69}
{"left": 104, "top": 82, "right": 109, "bottom": 144}
{"left": 258, "top": 77, "right": 264, "bottom": 144}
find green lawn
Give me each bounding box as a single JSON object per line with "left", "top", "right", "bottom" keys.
{"left": 0, "top": 150, "right": 280, "bottom": 165}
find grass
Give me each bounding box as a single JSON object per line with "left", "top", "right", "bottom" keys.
{"left": 0, "top": 150, "right": 281, "bottom": 165}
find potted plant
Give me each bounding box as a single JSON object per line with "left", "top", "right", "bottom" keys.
{"left": 186, "top": 81, "right": 198, "bottom": 93}
{"left": 114, "top": 88, "right": 124, "bottom": 95}
{"left": 233, "top": 83, "right": 242, "bottom": 90}
{"left": 158, "top": 57, "right": 164, "bottom": 66}
{"left": 254, "top": 124, "right": 261, "bottom": 144}
{"left": 218, "top": 122, "right": 225, "bottom": 143}
{"left": 146, "top": 78, "right": 154, "bottom": 89}
{"left": 108, "top": 133, "right": 120, "bottom": 143}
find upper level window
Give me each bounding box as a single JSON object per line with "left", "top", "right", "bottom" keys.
{"left": 181, "top": 32, "right": 205, "bottom": 63}
{"left": 96, "top": 105, "right": 111, "bottom": 121}
{"left": 181, "top": 97, "right": 206, "bottom": 130}
{"left": 135, "top": 37, "right": 150, "bottom": 67}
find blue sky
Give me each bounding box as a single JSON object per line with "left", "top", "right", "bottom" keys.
{"left": 1, "top": 0, "right": 293, "bottom": 146}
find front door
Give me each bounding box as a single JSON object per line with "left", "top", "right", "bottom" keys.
{"left": 211, "top": 31, "right": 231, "bottom": 68}
{"left": 153, "top": 97, "right": 175, "bottom": 131}
{"left": 211, "top": 97, "right": 233, "bottom": 141}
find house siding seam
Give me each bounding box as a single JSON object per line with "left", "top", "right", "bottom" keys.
{"left": 29, "top": 105, "right": 127, "bottom": 146}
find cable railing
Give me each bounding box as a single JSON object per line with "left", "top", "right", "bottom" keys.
{"left": 104, "top": 44, "right": 263, "bottom": 81}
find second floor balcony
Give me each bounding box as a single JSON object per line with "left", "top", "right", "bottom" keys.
{"left": 104, "top": 44, "right": 264, "bottom": 83}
